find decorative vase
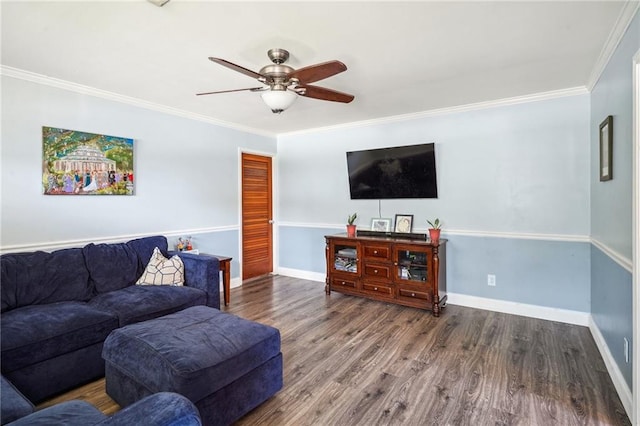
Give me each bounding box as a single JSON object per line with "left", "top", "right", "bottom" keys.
{"left": 429, "top": 228, "right": 440, "bottom": 242}
{"left": 346, "top": 224, "right": 357, "bottom": 237}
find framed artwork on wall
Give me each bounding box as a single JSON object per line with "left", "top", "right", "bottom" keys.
{"left": 394, "top": 214, "right": 413, "bottom": 233}
{"left": 371, "top": 218, "right": 392, "bottom": 232}
{"left": 42, "top": 126, "right": 135, "bottom": 195}
{"left": 599, "top": 115, "right": 613, "bottom": 181}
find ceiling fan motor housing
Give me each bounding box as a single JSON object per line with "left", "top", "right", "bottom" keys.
{"left": 267, "top": 48, "right": 289, "bottom": 64}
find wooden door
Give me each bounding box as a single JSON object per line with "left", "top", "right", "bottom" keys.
{"left": 241, "top": 153, "right": 273, "bottom": 280}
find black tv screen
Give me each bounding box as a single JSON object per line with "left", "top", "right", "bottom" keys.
{"left": 346, "top": 143, "right": 437, "bottom": 199}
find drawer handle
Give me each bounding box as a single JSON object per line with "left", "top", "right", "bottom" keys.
{"left": 411, "top": 293, "right": 416, "bottom": 297}
{"left": 341, "top": 281, "right": 346, "bottom": 285}
{"left": 374, "top": 269, "right": 378, "bottom": 274}
{"left": 374, "top": 250, "right": 378, "bottom": 254}
{"left": 374, "top": 287, "right": 378, "bottom": 291}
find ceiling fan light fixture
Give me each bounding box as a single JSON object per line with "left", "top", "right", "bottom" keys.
{"left": 261, "top": 90, "right": 297, "bottom": 114}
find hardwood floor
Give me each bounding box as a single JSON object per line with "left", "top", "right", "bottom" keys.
{"left": 41, "top": 275, "right": 630, "bottom": 425}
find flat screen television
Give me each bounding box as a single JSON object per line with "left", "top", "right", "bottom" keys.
{"left": 346, "top": 143, "right": 437, "bottom": 199}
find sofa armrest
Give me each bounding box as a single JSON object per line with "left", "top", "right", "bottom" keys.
{"left": 170, "top": 252, "right": 220, "bottom": 309}
{"left": 97, "top": 392, "right": 201, "bottom": 426}
{"left": 1, "top": 375, "right": 34, "bottom": 425}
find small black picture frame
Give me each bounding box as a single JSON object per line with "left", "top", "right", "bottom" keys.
{"left": 394, "top": 214, "right": 413, "bottom": 233}
{"left": 371, "top": 218, "right": 392, "bottom": 232}
{"left": 599, "top": 115, "right": 613, "bottom": 181}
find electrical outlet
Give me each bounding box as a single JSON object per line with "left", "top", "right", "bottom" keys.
{"left": 487, "top": 274, "right": 496, "bottom": 286}
{"left": 624, "top": 338, "right": 629, "bottom": 363}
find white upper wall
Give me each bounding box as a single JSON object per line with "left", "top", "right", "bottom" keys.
{"left": 0, "top": 76, "right": 277, "bottom": 248}
{"left": 278, "top": 93, "right": 591, "bottom": 237}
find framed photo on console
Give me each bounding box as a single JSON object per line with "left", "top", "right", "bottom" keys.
{"left": 370, "top": 218, "right": 392, "bottom": 232}
{"left": 394, "top": 214, "right": 413, "bottom": 233}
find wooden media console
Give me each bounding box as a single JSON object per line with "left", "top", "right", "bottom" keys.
{"left": 325, "top": 233, "right": 447, "bottom": 316}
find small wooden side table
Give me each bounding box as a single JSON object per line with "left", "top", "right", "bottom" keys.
{"left": 210, "top": 255, "right": 232, "bottom": 306}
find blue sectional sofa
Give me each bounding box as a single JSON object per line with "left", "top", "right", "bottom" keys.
{"left": 2, "top": 375, "right": 201, "bottom": 425}
{"left": 0, "top": 236, "right": 220, "bottom": 403}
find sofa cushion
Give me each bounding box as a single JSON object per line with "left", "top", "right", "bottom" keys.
{"left": 88, "top": 285, "right": 206, "bottom": 327}
{"left": 1, "top": 249, "right": 92, "bottom": 313}
{"left": 127, "top": 236, "right": 169, "bottom": 277}
{"left": 83, "top": 243, "right": 139, "bottom": 294}
{"left": 83, "top": 236, "right": 170, "bottom": 294}
{"left": 1, "top": 302, "right": 118, "bottom": 372}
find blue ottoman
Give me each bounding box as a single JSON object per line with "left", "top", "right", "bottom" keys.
{"left": 102, "top": 306, "right": 282, "bottom": 426}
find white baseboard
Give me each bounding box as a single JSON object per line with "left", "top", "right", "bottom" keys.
{"left": 230, "top": 277, "right": 243, "bottom": 289}
{"left": 588, "top": 316, "right": 633, "bottom": 419}
{"left": 446, "top": 292, "right": 590, "bottom": 326}
{"left": 277, "top": 267, "right": 325, "bottom": 283}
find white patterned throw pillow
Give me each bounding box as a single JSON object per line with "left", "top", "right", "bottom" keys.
{"left": 136, "top": 247, "right": 185, "bottom": 286}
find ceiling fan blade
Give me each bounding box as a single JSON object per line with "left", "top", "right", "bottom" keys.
{"left": 298, "top": 85, "right": 354, "bottom": 103}
{"left": 208, "top": 57, "right": 264, "bottom": 80}
{"left": 196, "top": 87, "right": 264, "bottom": 96}
{"left": 288, "top": 60, "right": 347, "bottom": 84}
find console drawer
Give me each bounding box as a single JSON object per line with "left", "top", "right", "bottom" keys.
{"left": 331, "top": 277, "right": 357, "bottom": 289}
{"left": 363, "top": 244, "right": 391, "bottom": 261}
{"left": 398, "top": 287, "right": 431, "bottom": 302}
{"left": 362, "top": 282, "right": 393, "bottom": 296}
{"left": 363, "top": 263, "right": 391, "bottom": 280}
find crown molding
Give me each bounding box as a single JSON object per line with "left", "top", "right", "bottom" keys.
{"left": 0, "top": 65, "right": 276, "bottom": 139}
{"left": 278, "top": 86, "right": 589, "bottom": 138}
{"left": 587, "top": 0, "right": 640, "bottom": 91}
{"left": 1, "top": 65, "right": 590, "bottom": 140}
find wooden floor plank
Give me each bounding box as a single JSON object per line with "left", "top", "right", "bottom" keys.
{"left": 40, "top": 275, "right": 630, "bottom": 425}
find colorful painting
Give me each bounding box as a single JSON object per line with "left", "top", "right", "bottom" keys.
{"left": 42, "top": 126, "right": 134, "bottom": 195}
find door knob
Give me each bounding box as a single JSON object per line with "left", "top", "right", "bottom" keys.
{"left": 268, "top": 219, "right": 274, "bottom": 224}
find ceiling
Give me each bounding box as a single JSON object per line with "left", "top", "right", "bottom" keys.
{"left": 0, "top": 1, "right": 634, "bottom": 136}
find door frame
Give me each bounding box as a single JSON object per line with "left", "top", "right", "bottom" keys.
{"left": 632, "top": 48, "right": 639, "bottom": 425}
{"left": 237, "top": 148, "right": 278, "bottom": 282}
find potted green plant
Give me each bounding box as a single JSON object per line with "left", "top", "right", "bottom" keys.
{"left": 346, "top": 213, "right": 358, "bottom": 237}
{"left": 427, "top": 218, "right": 441, "bottom": 242}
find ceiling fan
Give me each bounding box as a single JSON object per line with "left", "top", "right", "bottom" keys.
{"left": 197, "top": 48, "right": 355, "bottom": 114}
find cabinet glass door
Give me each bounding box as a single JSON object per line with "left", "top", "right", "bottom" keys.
{"left": 394, "top": 247, "right": 429, "bottom": 283}
{"left": 332, "top": 242, "right": 358, "bottom": 274}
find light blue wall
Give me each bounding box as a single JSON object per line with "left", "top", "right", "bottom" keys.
{"left": 590, "top": 12, "right": 639, "bottom": 259}
{"left": 591, "top": 245, "right": 633, "bottom": 384}
{"left": 279, "top": 226, "right": 342, "bottom": 273}
{"left": 589, "top": 11, "right": 639, "bottom": 389}
{"left": 446, "top": 235, "right": 590, "bottom": 311}
{"left": 0, "top": 75, "right": 276, "bottom": 271}
{"left": 278, "top": 225, "right": 591, "bottom": 312}
{"left": 278, "top": 94, "right": 590, "bottom": 236}
{"left": 167, "top": 231, "right": 240, "bottom": 279}
{"left": 278, "top": 93, "right": 591, "bottom": 313}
